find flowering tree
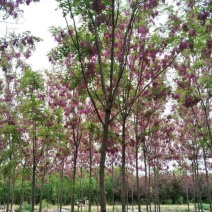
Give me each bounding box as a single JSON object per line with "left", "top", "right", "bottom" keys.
{"left": 0, "top": 0, "right": 40, "bottom": 19}
{"left": 48, "top": 0, "right": 181, "bottom": 210}
{"left": 0, "top": 21, "right": 41, "bottom": 210}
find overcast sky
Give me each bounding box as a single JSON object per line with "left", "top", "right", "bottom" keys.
{"left": 0, "top": 0, "right": 66, "bottom": 70}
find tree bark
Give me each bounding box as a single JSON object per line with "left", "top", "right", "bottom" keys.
{"left": 39, "top": 168, "right": 47, "bottom": 212}
{"left": 88, "top": 133, "right": 93, "bottom": 212}
{"left": 31, "top": 164, "right": 36, "bottom": 212}
{"left": 136, "top": 146, "right": 141, "bottom": 212}
{"left": 121, "top": 116, "right": 126, "bottom": 212}
{"left": 202, "top": 148, "right": 212, "bottom": 211}
{"left": 71, "top": 149, "right": 78, "bottom": 212}
{"left": 99, "top": 110, "right": 110, "bottom": 212}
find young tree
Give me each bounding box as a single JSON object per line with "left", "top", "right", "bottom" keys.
{"left": 49, "top": 1, "right": 179, "bottom": 210}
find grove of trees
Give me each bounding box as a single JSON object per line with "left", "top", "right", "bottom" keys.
{"left": 0, "top": 0, "right": 211, "bottom": 212}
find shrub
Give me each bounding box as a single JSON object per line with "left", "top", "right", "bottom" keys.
{"left": 42, "top": 199, "right": 48, "bottom": 208}
{"left": 201, "top": 204, "right": 209, "bottom": 210}
{"left": 176, "top": 196, "right": 184, "bottom": 204}
{"left": 164, "top": 198, "right": 172, "bottom": 204}
{"left": 22, "top": 201, "right": 30, "bottom": 211}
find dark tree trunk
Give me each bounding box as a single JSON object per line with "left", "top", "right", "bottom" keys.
{"left": 121, "top": 116, "right": 127, "bottom": 212}
{"left": 203, "top": 147, "right": 212, "bottom": 211}
{"left": 88, "top": 133, "right": 93, "bottom": 212}
{"left": 71, "top": 150, "right": 78, "bottom": 212}
{"left": 144, "top": 148, "right": 149, "bottom": 212}
{"left": 99, "top": 110, "right": 110, "bottom": 212}
{"left": 39, "top": 168, "right": 47, "bottom": 212}
{"left": 59, "top": 158, "right": 65, "bottom": 212}
{"left": 6, "top": 177, "right": 11, "bottom": 212}
{"left": 31, "top": 164, "right": 36, "bottom": 212}
{"left": 136, "top": 146, "right": 141, "bottom": 212}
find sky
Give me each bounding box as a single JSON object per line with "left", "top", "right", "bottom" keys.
{"left": 0, "top": 0, "right": 66, "bottom": 70}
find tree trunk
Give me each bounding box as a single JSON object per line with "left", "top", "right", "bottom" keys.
{"left": 99, "top": 110, "right": 110, "bottom": 212}
{"left": 186, "top": 179, "right": 190, "bottom": 212}
{"left": 121, "top": 116, "right": 126, "bottom": 212}
{"left": 88, "top": 134, "right": 93, "bottom": 212}
{"left": 39, "top": 168, "right": 47, "bottom": 212}
{"left": 59, "top": 158, "right": 65, "bottom": 212}
{"left": 31, "top": 121, "right": 37, "bottom": 212}
{"left": 149, "top": 165, "right": 152, "bottom": 212}
{"left": 80, "top": 167, "right": 83, "bottom": 212}
{"left": 6, "top": 176, "right": 11, "bottom": 212}
{"left": 31, "top": 164, "right": 36, "bottom": 212}
{"left": 202, "top": 147, "right": 212, "bottom": 211}
{"left": 136, "top": 146, "right": 141, "bottom": 212}
{"left": 19, "top": 164, "right": 26, "bottom": 212}
{"left": 112, "top": 163, "right": 115, "bottom": 212}
{"left": 10, "top": 174, "right": 15, "bottom": 212}
{"left": 71, "top": 150, "right": 78, "bottom": 212}
{"left": 154, "top": 166, "right": 160, "bottom": 212}
{"left": 144, "top": 148, "right": 149, "bottom": 212}
{"left": 96, "top": 171, "right": 99, "bottom": 212}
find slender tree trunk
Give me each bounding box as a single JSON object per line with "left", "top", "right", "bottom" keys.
{"left": 126, "top": 170, "right": 129, "bottom": 212}
{"left": 192, "top": 160, "right": 197, "bottom": 212}
{"left": 96, "top": 171, "right": 99, "bottom": 212}
{"left": 202, "top": 148, "right": 212, "bottom": 211}
{"left": 186, "top": 180, "right": 190, "bottom": 211}
{"left": 6, "top": 176, "right": 11, "bottom": 212}
{"left": 135, "top": 146, "right": 141, "bottom": 212}
{"left": 144, "top": 149, "right": 149, "bottom": 212}
{"left": 112, "top": 163, "right": 115, "bottom": 212}
{"left": 59, "top": 158, "right": 65, "bottom": 212}
{"left": 154, "top": 166, "right": 160, "bottom": 212}
{"left": 88, "top": 134, "right": 93, "bottom": 212}
{"left": 39, "top": 168, "right": 47, "bottom": 212}
{"left": 31, "top": 120, "right": 37, "bottom": 212}
{"left": 6, "top": 137, "right": 13, "bottom": 212}
{"left": 19, "top": 164, "right": 26, "bottom": 212}
{"left": 99, "top": 110, "right": 110, "bottom": 212}
{"left": 121, "top": 116, "right": 126, "bottom": 212}
{"left": 10, "top": 174, "right": 15, "bottom": 212}
{"left": 196, "top": 158, "right": 203, "bottom": 211}
{"left": 131, "top": 184, "right": 134, "bottom": 211}
{"left": 80, "top": 167, "right": 83, "bottom": 212}
{"left": 31, "top": 164, "right": 36, "bottom": 212}
{"left": 71, "top": 151, "right": 78, "bottom": 212}
{"left": 149, "top": 165, "right": 152, "bottom": 212}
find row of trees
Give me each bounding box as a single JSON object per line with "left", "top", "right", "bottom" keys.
{"left": 0, "top": 0, "right": 211, "bottom": 212}
{"left": 0, "top": 170, "right": 212, "bottom": 209}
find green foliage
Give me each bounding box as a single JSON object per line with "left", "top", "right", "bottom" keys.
{"left": 20, "top": 69, "right": 44, "bottom": 91}
{"left": 176, "top": 196, "right": 184, "bottom": 204}
{"left": 42, "top": 199, "right": 48, "bottom": 208}
{"left": 22, "top": 201, "right": 30, "bottom": 212}
{"left": 164, "top": 198, "right": 173, "bottom": 204}
{"left": 201, "top": 76, "right": 212, "bottom": 89}
{"left": 201, "top": 204, "right": 210, "bottom": 210}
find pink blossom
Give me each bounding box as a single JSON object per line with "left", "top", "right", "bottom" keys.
{"left": 148, "top": 0, "right": 158, "bottom": 8}
{"left": 92, "top": 0, "right": 105, "bottom": 14}
{"left": 197, "top": 11, "right": 209, "bottom": 22}
{"left": 182, "top": 22, "right": 188, "bottom": 31}
{"left": 24, "top": 49, "right": 31, "bottom": 59}
{"left": 138, "top": 26, "right": 149, "bottom": 35}
{"left": 179, "top": 40, "right": 189, "bottom": 51}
